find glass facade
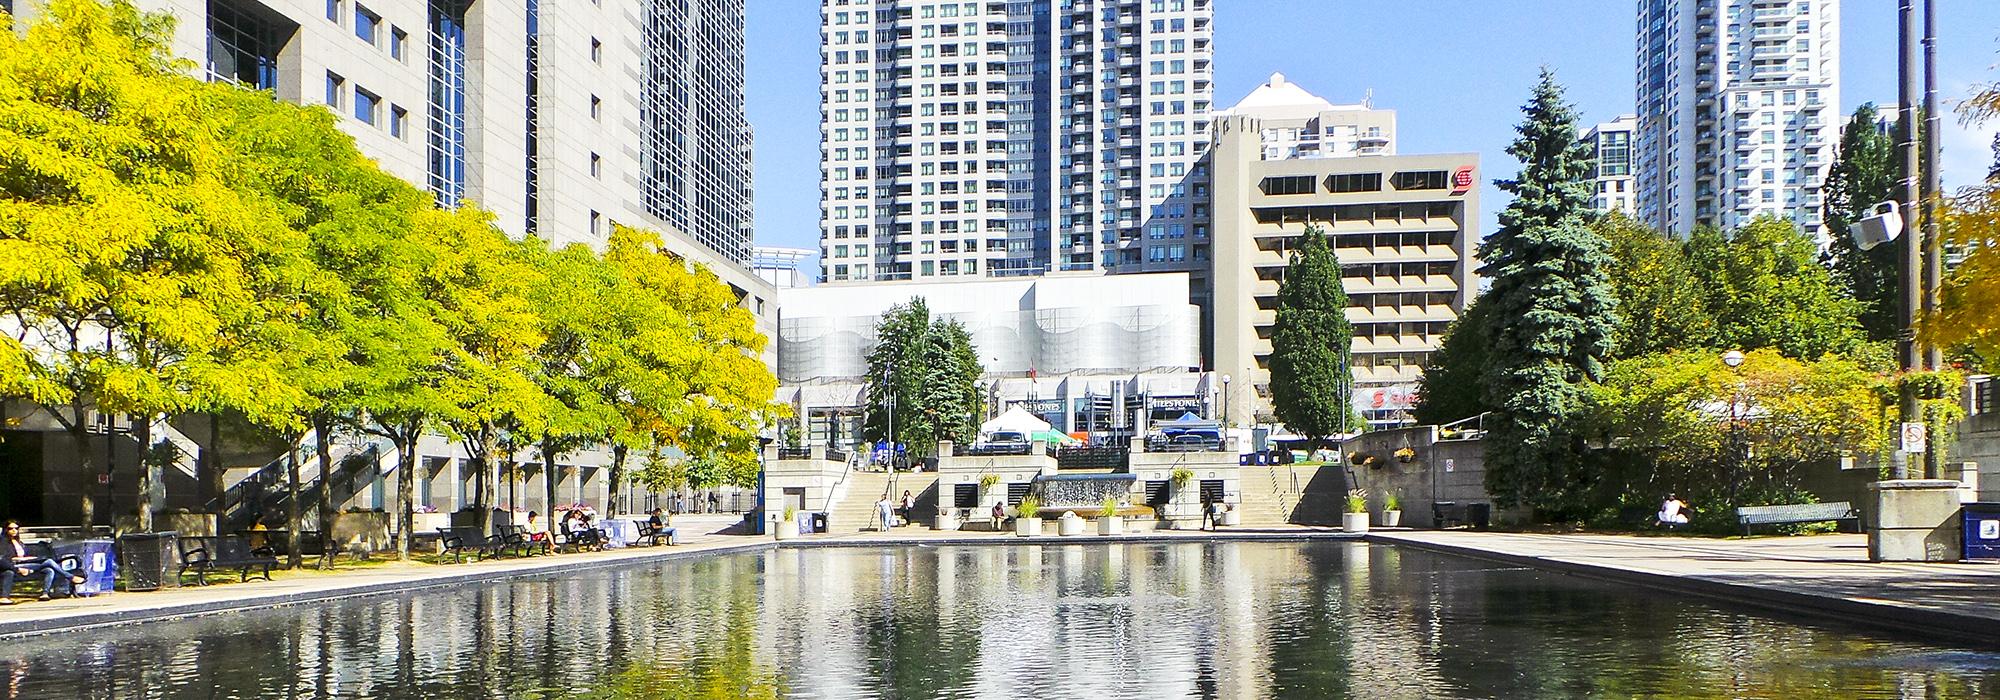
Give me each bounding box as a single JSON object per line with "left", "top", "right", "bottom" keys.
{"left": 641, "top": 0, "right": 754, "bottom": 260}
{"left": 206, "top": 0, "right": 285, "bottom": 91}
{"left": 524, "top": 0, "right": 541, "bottom": 234}
{"left": 426, "top": 0, "right": 469, "bottom": 209}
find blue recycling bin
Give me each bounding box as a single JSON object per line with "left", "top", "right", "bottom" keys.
{"left": 1963, "top": 503, "right": 2000, "bottom": 561}
{"left": 50, "top": 539, "right": 117, "bottom": 596}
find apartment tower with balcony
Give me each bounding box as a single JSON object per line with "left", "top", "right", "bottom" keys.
{"left": 1583, "top": 114, "right": 1639, "bottom": 215}
{"left": 817, "top": 0, "right": 1215, "bottom": 283}
{"left": 1633, "top": 0, "right": 1839, "bottom": 238}
{"left": 1208, "top": 75, "right": 1476, "bottom": 428}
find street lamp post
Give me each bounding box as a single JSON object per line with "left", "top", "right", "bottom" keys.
{"left": 1220, "top": 374, "right": 1232, "bottom": 429}
{"left": 1722, "top": 350, "right": 1747, "bottom": 507}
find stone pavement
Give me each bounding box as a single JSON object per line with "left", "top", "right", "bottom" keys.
{"left": 0, "top": 514, "right": 769, "bottom": 638}
{"left": 1370, "top": 530, "right": 2000, "bottom": 644}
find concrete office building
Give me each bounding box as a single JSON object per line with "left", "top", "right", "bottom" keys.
{"left": 1208, "top": 75, "right": 1477, "bottom": 428}
{"left": 0, "top": 0, "right": 768, "bottom": 523}
{"left": 1583, "top": 114, "right": 1638, "bottom": 215}
{"left": 1634, "top": 0, "right": 1839, "bottom": 238}
{"left": 775, "top": 273, "right": 1212, "bottom": 446}
{"left": 817, "top": 0, "right": 1214, "bottom": 283}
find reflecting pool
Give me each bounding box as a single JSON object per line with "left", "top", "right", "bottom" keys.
{"left": 3, "top": 541, "right": 1998, "bottom": 699}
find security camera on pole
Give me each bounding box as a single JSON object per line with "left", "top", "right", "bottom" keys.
{"left": 1859, "top": 0, "right": 1961, "bottom": 563}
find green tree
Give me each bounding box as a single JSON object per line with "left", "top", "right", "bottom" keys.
{"left": 1412, "top": 296, "right": 1493, "bottom": 426}
{"left": 1821, "top": 104, "right": 1900, "bottom": 341}
{"left": 1685, "top": 217, "right": 1864, "bottom": 360}
{"left": 861, "top": 298, "right": 982, "bottom": 456}
{"left": 1598, "top": 213, "right": 1716, "bottom": 358}
{"left": 1268, "top": 223, "right": 1357, "bottom": 444}
{"left": 0, "top": 0, "right": 315, "bottom": 529}
{"left": 1928, "top": 80, "right": 2000, "bottom": 371}
{"left": 1475, "top": 70, "right": 1618, "bottom": 514}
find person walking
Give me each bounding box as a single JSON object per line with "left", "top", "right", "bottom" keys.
{"left": 898, "top": 490, "right": 914, "bottom": 527}
{"left": 875, "top": 496, "right": 894, "bottom": 532}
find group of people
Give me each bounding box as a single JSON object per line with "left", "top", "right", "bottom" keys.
{"left": 874, "top": 491, "right": 918, "bottom": 531}
{"left": 515, "top": 507, "right": 675, "bottom": 551}
{"left": 3, "top": 520, "right": 85, "bottom": 606}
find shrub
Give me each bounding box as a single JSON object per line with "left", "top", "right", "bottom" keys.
{"left": 1016, "top": 496, "right": 1040, "bottom": 519}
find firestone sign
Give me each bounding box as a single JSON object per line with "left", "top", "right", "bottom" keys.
{"left": 1451, "top": 166, "right": 1475, "bottom": 195}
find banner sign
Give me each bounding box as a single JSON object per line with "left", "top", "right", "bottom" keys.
{"left": 1353, "top": 385, "right": 1419, "bottom": 412}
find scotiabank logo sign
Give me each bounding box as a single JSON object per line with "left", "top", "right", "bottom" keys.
{"left": 1452, "top": 166, "right": 1475, "bottom": 195}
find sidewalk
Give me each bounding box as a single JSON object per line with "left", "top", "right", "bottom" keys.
{"left": 1369, "top": 530, "right": 2000, "bottom": 645}
{"left": 0, "top": 515, "right": 769, "bottom": 638}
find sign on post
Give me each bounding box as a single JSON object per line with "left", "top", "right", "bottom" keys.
{"left": 1900, "top": 422, "right": 1928, "bottom": 454}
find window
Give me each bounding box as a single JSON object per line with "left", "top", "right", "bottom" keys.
{"left": 354, "top": 86, "right": 380, "bottom": 125}
{"left": 1325, "top": 172, "right": 1382, "bottom": 193}
{"left": 590, "top": 152, "right": 601, "bottom": 178}
{"left": 354, "top": 5, "right": 379, "bottom": 44}
{"left": 206, "top": 1, "right": 285, "bottom": 90}
{"left": 391, "top": 105, "right": 408, "bottom": 138}
{"left": 1259, "top": 175, "right": 1315, "bottom": 196}
{"left": 324, "top": 71, "right": 344, "bottom": 108}
{"left": 590, "top": 210, "right": 601, "bottom": 236}
{"left": 590, "top": 37, "right": 602, "bottom": 63}
{"left": 391, "top": 27, "right": 408, "bottom": 61}
{"left": 326, "top": 0, "right": 342, "bottom": 22}
{"left": 590, "top": 95, "right": 601, "bottom": 120}
{"left": 1391, "top": 170, "right": 1449, "bottom": 190}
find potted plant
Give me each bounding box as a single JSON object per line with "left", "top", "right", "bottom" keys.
{"left": 1170, "top": 467, "right": 1194, "bottom": 487}
{"left": 775, "top": 505, "right": 800, "bottom": 541}
{"left": 1014, "top": 496, "right": 1043, "bottom": 537}
{"left": 1098, "top": 497, "right": 1123, "bottom": 535}
{"left": 1343, "top": 490, "right": 1370, "bottom": 533}
{"left": 1393, "top": 446, "right": 1417, "bottom": 464}
{"left": 1380, "top": 490, "right": 1402, "bottom": 527}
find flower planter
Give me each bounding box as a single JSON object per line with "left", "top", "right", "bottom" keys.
{"left": 934, "top": 512, "right": 962, "bottom": 531}
{"left": 1015, "top": 517, "right": 1043, "bottom": 537}
{"left": 1058, "top": 515, "right": 1085, "bottom": 536}
{"left": 1379, "top": 510, "right": 1401, "bottom": 528}
{"left": 775, "top": 517, "right": 799, "bottom": 541}
{"left": 1220, "top": 509, "right": 1241, "bottom": 527}
{"left": 1342, "top": 512, "right": 1370, "bottom": 533}
{"left": 1099, "top": 515, "right": 1124, "bottom": 536}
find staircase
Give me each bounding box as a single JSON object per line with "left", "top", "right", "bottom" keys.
{"left": 823, "top": 470, "right": 939, "bottom": 533}
{"left": 1238, "top": 463, "right": 1346, "bottom": 526}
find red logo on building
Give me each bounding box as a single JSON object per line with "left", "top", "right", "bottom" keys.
{"left": 1452, "top": 166, "right": 1475, "bottom": 195}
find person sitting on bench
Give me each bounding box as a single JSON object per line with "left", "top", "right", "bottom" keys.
{"left": 1657, "top": 494, "right": 1691, "bottom": 529}
{"left": 3, "top": 521, "right": 83, "bottom": 605}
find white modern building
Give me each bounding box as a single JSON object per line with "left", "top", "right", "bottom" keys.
{"left": 753, "top": 246, "right": 817, "bottom": 289}
{"left": 816, "top": 0, "right": 1215, "bottom": 283}
{"left": 775, "top": 273, "right": 1211, "bottom": 446}
{"left": 1207, "top": 75, "right": 1477, "bottom": 428}
{"left": 1583, "top": 114, "right": 1638, "bottom": 215}
{"left": 1634, "top": 0, "right": 1839, "bottom": 238}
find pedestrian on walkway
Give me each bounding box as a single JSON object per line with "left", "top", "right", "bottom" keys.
{"left": 898, "top": 490, "right": 914, "bottom": 526}
{"left": 875, "top": 496, "right": 895, "bottom": 531}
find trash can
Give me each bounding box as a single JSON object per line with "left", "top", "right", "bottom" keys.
{"left": 50, "top": 539, "right": 118, "bottom": 596}
{"left": 1964, "top": 503, "right": 2000, "bottom": 561}
{"left": 1467, "top": 503, "right": 1492, "bottom": 531}
{"left": 118, "top": 531, "right": 179, "bottom": 592}
{"left": 811, "top": 512, "right": 829, "bottom": 534}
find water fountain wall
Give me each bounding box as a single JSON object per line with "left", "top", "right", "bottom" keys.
{"left": 1033, "top": 473, "right": 1137, "bottom": 509}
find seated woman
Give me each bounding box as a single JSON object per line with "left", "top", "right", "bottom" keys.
{"left": 1657, "top": 494, "right": 1691, "bottom": 529}
{"left": 3, "top": 521, "right": 83, "bottom": 605}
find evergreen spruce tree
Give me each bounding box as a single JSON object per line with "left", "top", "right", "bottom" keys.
{"left": 862, "top": 298, "right": 984, "bottom": 456}
{"left": 1476, "top": 70, "right": 1618, "bottom": 514}
{"left": 1821, "top": 104, "right": 1899, "bottom": 341}
{"left": 1268, "top": 223, "right": 1356, "bottom": 444}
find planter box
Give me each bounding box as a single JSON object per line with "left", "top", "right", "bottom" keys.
{"left": 774, "top": 517, "right": 799, "bottom": 541}
{"left": 934, "top": 513, "right": 962, "bottom": 531}
{"left": 1220, "top": 510, "right": 1241, "bottom": 527}
{"left": 1099, "top": 516, "right": 1124, "bottom": 536}
{"left": 1379, "top": 510, "right": 1401, "bottom": 528}
{"left": 1343, "top": 512, "right": 1370, "bottom": 533}
{"left": 1015, "top": 517, "right": 1043, "bottom": 537}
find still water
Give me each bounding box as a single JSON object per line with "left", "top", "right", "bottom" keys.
{"left": 3, "top": 541, "right": 1997, "bottom": 699}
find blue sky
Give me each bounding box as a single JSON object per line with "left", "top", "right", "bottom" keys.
{"left": 745, "top": 1, "right": 2000, "bottom": 256}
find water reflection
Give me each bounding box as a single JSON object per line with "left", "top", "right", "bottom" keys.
{"left": 2, "top": 541, "right": 1996, "bottom": 699}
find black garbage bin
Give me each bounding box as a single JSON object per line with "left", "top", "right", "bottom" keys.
{"left": 1466, "top": 503, "right": 1492, "bottom": 531}
{"left": 1964, "top": 503, "right": 2000, "bottom": 561}
{"left": 811, "top": 512, "right": 829, "bottom": 534}
{"left": 119, "top": 531, "right": 179, "bottom": 591}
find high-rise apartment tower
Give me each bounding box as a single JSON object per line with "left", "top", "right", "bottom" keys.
{"left": 1634, "top": 0, "right": 1839, "bottom": 238}
{"left": 817, "top": 0, "right": 1215, "bottom": 283}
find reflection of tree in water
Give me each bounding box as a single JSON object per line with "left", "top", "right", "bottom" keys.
{"left": 590, "top": 563, "right": 786, "bottom": 700}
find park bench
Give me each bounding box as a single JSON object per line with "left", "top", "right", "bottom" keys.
{"left": 439, "top": 526, "right": 504, "bottom": 563}
{"left": 636, "top": 521, "right": 677, "bottom": 546}
{"left": 494, "top": 524, "right": 542, "bottom": 557}
{"left": 3, "top": 542, "right": 84, "bottom": 599}
{"left": 1733, "top": 501, "right": 1857, "bottom": 536}
{"left": 1431, "top": 501, "right": 1491, "bottom": 530}
{"left": 177, "top": 536, "right": 278, "bottom": 585}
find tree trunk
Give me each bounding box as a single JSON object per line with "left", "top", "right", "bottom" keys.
{"left": 474, "top": 426, "right": 499, "bottom": 536}
{"left": 285, "top": 445, "right": 302, "bottom": 569}
{"left": 541, "top": 444, "right": 559, "bottom": 528}
{"left": 395, "top": 433, "right": 416, "bottom": 562}
{"left": 313, "top": 415, "right": 336, "bottom": 569}
{"left": 204, "top": 417, "right": 223, "bottom": 513}
{"left": 136, "top": 413, "right": 155, "bottom": 532}
{"left": 608, "top": 444, "right": 628, "bottom": 516}
{"left": 66, "top": 395, "right": 99, "bottom": 528}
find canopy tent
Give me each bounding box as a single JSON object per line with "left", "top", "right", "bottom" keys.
{"left": 1155, "top": 412, "right": 1220, "bottom": 431}
{"left": 1034, "top": 430, "right": 1083, "bottom": 446}
{"left": 981, "top": 407, "right": 1052, "bottom": 435}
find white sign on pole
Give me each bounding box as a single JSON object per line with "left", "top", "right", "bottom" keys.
{"left": 1900, "top": 422, "right": 1928, "bottom": 454}
{"left": 1443, "top": 458, "right": 1455, "bottom": 473}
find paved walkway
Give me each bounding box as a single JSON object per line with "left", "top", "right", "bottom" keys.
{"left": 1370, "top": 530, "right": 2000, "bottom": 644}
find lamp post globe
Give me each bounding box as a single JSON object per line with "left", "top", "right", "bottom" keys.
{"left": 1721, "top": 350, "right": 1745, "bottom": 368}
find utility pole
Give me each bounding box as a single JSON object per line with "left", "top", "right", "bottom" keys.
{"left": 1921, "top": 0, "right": 1943, "bottom": 479}
{"left": 1893, "top": 0, "right": 1921, "bottom": 481}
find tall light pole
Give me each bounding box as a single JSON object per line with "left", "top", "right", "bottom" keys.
{"left": 1920, "top": 0, "right": 1944, "bottom": 480}
{"left": 1722, "top": 350, "right": 1747, "bottom": 506}
{"left": 1894, "top": 0, "right": 1922, "bottom": 481}
{"left": 1220, "top": 374, "right": 1232, "bottom": 429}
